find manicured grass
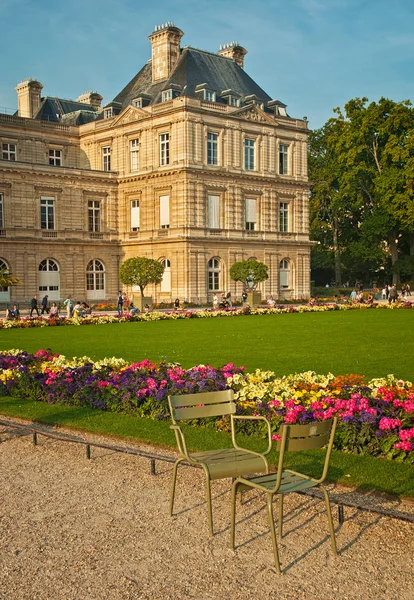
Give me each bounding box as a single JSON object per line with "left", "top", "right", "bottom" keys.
{"left": 1, "top": 395, "right": 413, "bottom": 497}
{"left": 1, "top": 310, "right": 413, "bottom": 378}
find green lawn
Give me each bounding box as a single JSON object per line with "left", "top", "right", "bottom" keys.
{"left": 1, "top": 309, "right": 413, "bottom": 379}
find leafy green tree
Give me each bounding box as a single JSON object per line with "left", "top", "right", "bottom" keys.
{"left": 119, "top": 257, "right": 164, "bottom": 297}
{"left": 0, "top": 268, "right": 22, "bottom": 288}
{"left": 229, "top": 260, "right": 268, "bottom": 290}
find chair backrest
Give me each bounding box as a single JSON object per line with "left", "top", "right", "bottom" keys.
{"left": 168, "top": 389, "right": 236, "bottom": 424}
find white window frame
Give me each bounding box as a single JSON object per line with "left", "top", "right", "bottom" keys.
{"left": 208, "top": 258, "right": 221, "bottom": 291}
{"left": 130, "top": 139, "right": 139, "bottom": 172}
{"left": 40, "top": 197, "right": 55, "bottom": 230}
{"left": 49, "top": 149, "right": 62, "bottom": 166}
{"left": 159, "top": 195, "right": 170, "bottom": 229}
{"left": 279, "top": 202, "right": 289, "bottom": 232}
{"left": 132, "top": 98, "right": 142, "bottom": 108}
{"left": 0, "top": 259, "right": 10, "bottom": 298}
{"left": 162, "top": 89, "right": 172, "bottom": 102}
{"left": 131, "top": 199, "right": 140, "bottom": 231}
{"left": 207, "top": 132, "right": 218, "bottom": 166}
{"left": 159, "top": 133, "right": 169, "bottom": 166}
{"left": 229, "top": 96, "right": 239, "bottom": 107}
{"left": 280, "top": 259, "right": 290, "bottom": 289}
{"left": 279, "top": 143, "right": 288, "bottom": 175}
{"left": 0, "top": 193, "right": 4, "bottom": 229}
{"left": 104, "top": 108, "right": 113, "bottom": 119}
{"left": 207, "top": 195, "right": 220, "bottom": 229}
{"left": 204, "top": 90, "right": 216, "bottom": 102}
{"left": 88, "top": 200, "right": 101, "bottom": 233}
{"left": 86, "top": 259, "right": 105, "bottom": 295}
{"left": 244, "top": 138, "right": 255, "bottom": 171}
{"left": 2, "top": 143, "right": 17, "bottom": 161}
{"left": 160, "top": 258, "right": 171, "bottom": 293}
{"left": 102, "top": 146, "right": 111, "bottom": 171}
{"left": 245, "top": 198, "right": 257, "bottom": 231}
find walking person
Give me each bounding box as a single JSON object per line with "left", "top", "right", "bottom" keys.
{"left": 242, "top": 291, "right": 248, "bottom": 304}
{"left": 63, "top": 295, "right": 74, "bottom": 318}
{"left": 29, "top": 294, "right": 40, "bottom": 317}
{"left": 388, "top": 284, "right": 398, "bottom": 304}
{"left": 40, "top": 294, "right": 49, "bottom": 315}
{"left": 117, "top": 291, "right": 124, "bottom": 315}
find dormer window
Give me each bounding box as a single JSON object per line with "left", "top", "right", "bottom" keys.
{"left": 229, "top": 96, "right": 239, "bottom": 107}
{"left": 204, "top": 90, "right": 216, "bottom": 102}
{"left": 132, "top": 98, "right": 142, "bottom": 108}
{"left": 103, "top": 108, "right": 113, "bottom": 119}
{"left": 162, "top": 89, "right": 173, "bottom": 102}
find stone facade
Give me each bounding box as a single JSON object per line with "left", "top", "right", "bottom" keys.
{"left": 0, "top": 24, "right": 311, "bottom": 306}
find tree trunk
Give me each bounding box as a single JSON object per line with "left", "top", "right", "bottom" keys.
{"left": 333, "top": 216, "right": 342, "bottom": 285}
{"left": 388, "top": 233, "right": 400, "bottom": 285}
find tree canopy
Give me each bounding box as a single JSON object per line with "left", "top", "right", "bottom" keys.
{"left": 119, "top": 257, "right": 164, "bottom": 297}
{"left": 229, "top": 260, "right": 269, "bottom": 290}
{"left": 309, "top": 97, "right": 414, "bottom": 285}
{"left": 0, "top": 268, "right": 22, "bottom": 288}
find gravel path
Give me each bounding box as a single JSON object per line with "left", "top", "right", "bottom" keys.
{"left": 1, "top": 423, "right": 413, "bottom": 600}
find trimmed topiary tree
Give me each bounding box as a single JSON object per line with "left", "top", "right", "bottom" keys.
{"left": 229, "top": 259, "right": 269, "bottom": 291}
{"left": 119, "top": 257, "right": 164, "bottom": 298}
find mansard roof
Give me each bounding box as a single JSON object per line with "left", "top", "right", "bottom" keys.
{"left": 34, "top": 97, "right": 99, "bottom": 124}
{"left": 112, "top": 47, "right": 272, "bottom": 110}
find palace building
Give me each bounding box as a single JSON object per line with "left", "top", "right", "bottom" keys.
{"left": 0, "top": 23, "right": 311, "bottom": 305}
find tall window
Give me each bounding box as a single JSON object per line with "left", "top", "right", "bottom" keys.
{"left": 207, "top": 133, "right": 218, "bottom": 166}
{"left": 162, "top": 90, "right": 172, "bottom": 102}
{"left": 160, "top": 259, "right": 171, "bottom": 292}
{"left": 49, "top": 149, "right": 62, "bottom": 166}
{"left": 0, "top": 193, "right": 3, "bottom": 228}
{"left": 207, "top": 195, "right": 220, "bottom": 229}
{"left": 38, "top": 259, "right": 60, "bottom": 296}
{"left": 40, "top": 198, "right": 55, "bottom": 230}
{"left": 159, "top": 195, "right": 170, "bottom": 229}
{"left": 102, "top": 146, "right": 111, "bottom": 171}
{"left": 130, "top": 139, "right": 139, "bottom": 172}
{"left": 159, "top": 133, "right": 169, "bottom": 166}
{"left": 279, "top": 144, "right": 288, "bottom": 175}
{"left": 131, "top": 200, "right": 140, "bottom": 231}
{"left": 88, "top": 200, "right": 101, "bottom": 232}
{"left": 245, "top": 198, "right": 257, "bottom": 230}
{"left": 86, "top": 259, "right": 105, "bottom": 292}
{"left": 0, "top": 259, "right": 10, "bottom": 297}
{"left": 280, "top": 259, "right": 290, "bottom": 289}
{"left": 2, "top": 143, "right": 16, "bottom": 161}
{"left": 279, "top": 202, "right": 289, "bottom": 232}
{"left": 208, "top": 258, "right": 221, "bottom": 291}
{"left": 204, "top": 90, "right": 216, "bottom": 102}
{"left": 244, "top": 138, "right": 255, "bottom": 171}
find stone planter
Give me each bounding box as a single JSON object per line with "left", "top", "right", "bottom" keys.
{"left": 247, "top": 291, "right": 262, "bottom": 307}
{"left": 132, "top": 295, "right": 153, "bottom": 311}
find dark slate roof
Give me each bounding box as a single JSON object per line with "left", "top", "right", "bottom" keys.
{"left": 112, "top": 47, "right": 272, "bottom": 110}
{"left": 34, "top": 97, "right": 99, "bottom": 124}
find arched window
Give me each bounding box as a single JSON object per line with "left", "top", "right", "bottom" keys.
{"left": 38, "top": 258, "right": 60, "bottom": 299}
{"left": 0, "top": 259, "right": 10, "bottom": 299}
{"left": 160, "top": 259, "right": 171, "bottom": 293}
{"left": 86, "top": 260, "right": 105, "bottom": 299}
{"left": 279, "top": 259, "right": 290, "bottom": 289}
{"left": 208, "top": 257, "right": 221, "bottom": 291}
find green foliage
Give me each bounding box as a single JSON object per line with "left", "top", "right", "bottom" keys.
{"left": 0, "top": 268, "right": 22, "bottom": 287}
{"left": 229, "top": 259, "right": 269, "bottom": 290}
{"left": 119, "top": 257, "right": 164, "bottom": 296}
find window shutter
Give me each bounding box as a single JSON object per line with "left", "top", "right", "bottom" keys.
{"left": 208, "top": 195, "right": 220, "bottom": 228}
{"left": 246, "top": 198, "right": 256, "bottom": 223}
{"left": 131, "top": 201, "right": 140, "bottom": 230}
{"left": 160, "top": 195, "right": 170, "bottom": 228}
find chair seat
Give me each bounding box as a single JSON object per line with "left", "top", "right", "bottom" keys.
{"left": 237, "top": 469, "right": 317, "bottom": 494}
{"left": 190, "top": 448, "right": 266, "bottom": 480}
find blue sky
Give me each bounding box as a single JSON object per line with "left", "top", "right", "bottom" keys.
{"left": 1, "top": 0, "right": 413, "bottom": 128}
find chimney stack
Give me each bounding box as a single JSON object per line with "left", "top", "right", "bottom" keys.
{"left": 76, "top": 91, "right": 103, "bottom": 111}
{"left": 218, "top": 42, "right": 247, "bottom": 69}
{"left": 15, "top": 78, "right": 43, "bottom": 118}
{"left": 149, "top": 22, "right": 184, "bottom": 82}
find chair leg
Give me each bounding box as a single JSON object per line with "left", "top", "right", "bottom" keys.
{"left": 230, "top": 480, "right": 239, "bottom": 550}
{"left": 321, "top": 485, "right": 338, "bottom": 556}
{"left": 267, "top": 494, "right": 281, "bottom": 574}
{"left": 170, "top": 458, "right": 184, "bottom": 517}
{"left": 278, "top": 494, "right": 284, "bottom": 538}
{"left": 205, "top": 473, "right": 214, "bottom": 536}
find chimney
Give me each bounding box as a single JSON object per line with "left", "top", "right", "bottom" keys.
{"left": 76, "top": 91, "right": 103, "bottom": 111}
{"left": 218, "top": 42, "right": 247, "bottom": 69}
{"left": 15, "top": 78, "right": 43, "bottom": 118}
{"left": 148, "top": 22, "right": 184, "bottom": 82}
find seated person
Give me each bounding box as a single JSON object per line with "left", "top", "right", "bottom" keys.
{"left": 267, "top": 296, "right": 276, "bottom": 307}
{"left": 49, "top": 302, "right": 59, "bottom": 317}
{"left": 82, "top": 301, "right": 91, "bottom": 315}
{"left": 6, "top": 304, "right": 20, "bottom": 320}
{"left": 73, "top": 301, "right": 85, "bottom": 318}
{"left": 128, "top": 302, "right": 140, "bottom": 315}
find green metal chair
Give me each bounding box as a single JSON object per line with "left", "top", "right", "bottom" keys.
{"left": 168, "top": 389, "right": 272, "bottom": 535}
{"left": 230, "top": 418, "right": 338, "bottom": 573}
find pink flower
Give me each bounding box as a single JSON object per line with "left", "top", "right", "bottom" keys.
{"left": 97, "top": 381, "right": 110, "bottom": 388}
{"left": 394, "top": 441, "right": 414, "bottom": 452}
{"left": 379, "top": 417, "right": 402, "bottom": 430}
{"left": 272, "top": 434, "right": 281, "bottom": 441}
{"left": 399, "top": 428, "right": 414, "bottom": 441}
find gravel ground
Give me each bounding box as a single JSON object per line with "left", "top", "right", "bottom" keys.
{"left": 1, "top": 422, "right": 413, "bottom": 600}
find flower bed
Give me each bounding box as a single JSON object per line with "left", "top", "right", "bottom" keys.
{"left": 0, "top": 349, "right": 413, "bottom": 463}
{"left": 0, "top": 301, "right": 413, "bottom": 329}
